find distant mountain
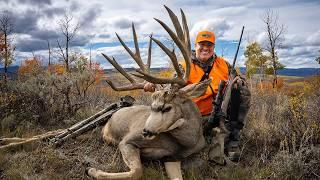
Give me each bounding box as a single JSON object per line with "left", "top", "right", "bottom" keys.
{"left": 0, "top": 66, "right": 19, "bottom": 74}
{"left": 1, "top": 66, "right": 319, "bottom": 77}
{"left": 106, "top": 67, "right": 319, "bottom": 77}
{"left": 278, "top": 68, "right": 319, "bottom": 76}
{"left": 239, "top": 67, "right": 319, "bottom": 77}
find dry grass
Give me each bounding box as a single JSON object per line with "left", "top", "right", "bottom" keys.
{"left": 0, "top": 74, "right": 319, "bottom": 179}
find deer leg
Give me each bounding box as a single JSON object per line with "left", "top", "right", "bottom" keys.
{"left": 164, "top": 161, "right": 183, "bottom": 180}
{"left": 208, "top": 127, "right": 227, "bottom": 165}
{"left": 87, "top": 141, "right": 143, "bottom": 180}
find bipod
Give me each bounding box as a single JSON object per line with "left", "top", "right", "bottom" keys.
{"left": 53, "top": 95, "right": 135, "bottom": 146}
{"left": 0, "top": 96, "right": 135, "bottom": 151}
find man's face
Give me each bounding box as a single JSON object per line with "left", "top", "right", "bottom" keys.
{"left": 195, "top": 41, "right": 214, "bottom": 62}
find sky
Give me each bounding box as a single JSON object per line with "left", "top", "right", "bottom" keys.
{"left": 1, "top": 0, "right": 319, "bottom": 69}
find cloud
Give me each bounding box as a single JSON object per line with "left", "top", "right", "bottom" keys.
{"left": 278, "top": 31, "right": 320, "bottom": 67}
{"left": 280, "top": 56, "right": 318, "bottom": 68}
{"left": 16, "top": 38, "right": 48, "bottom": 52}
{"left": 279, "top": 46, "right": 317, "bottom": 58}
{"left": 1, "top": 0, "right": 320, "bottom": 68}
{"left": 306, "top": 30, "right": 320, "bottom": 46}
{"left": 29, "top": 29, "right": 60, "bottom": 41}
{"left": 114, "top": 18, "right": 132, "bottom": 29}
{"left": 190, "top": 18, "right": 231, "bottom": 42}
{"left": 42, "top": 7, "right": 65, "bottom": 18}
{"left": 17, "top": 0, "right": 52, "bottom": 7}
{"left": 11, "top": 10, "right": 39, "bottom": 34}
{"left": 79, "top": 7, "right": 101, "bottom": 29}
{"left": 70, "top": 1, "right": 80, "bottom": 11}
{"left": 242, "top": 29, "right": 320, "bottom": 68}
{"left": 109, "top": 17, "right": 145, "bottom": 30}
{"left": 98, "top": 34, "right": 111, "bottom": 39}
{"left": 71, "top": 35, "right": 90, "bottom": 47}
{"left": 15, "top": 32, "right": 89, "bottom": 52}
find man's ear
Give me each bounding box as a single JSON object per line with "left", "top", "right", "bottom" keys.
{"left": 178, "top": 78, "right": 212, "bottom": 99}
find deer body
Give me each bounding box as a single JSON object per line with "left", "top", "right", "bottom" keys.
{"left": 88, "top": 84, "right": 211, "bottom": 180}
{"left": 103, "top": 98, "right": 206, "bottom": 160}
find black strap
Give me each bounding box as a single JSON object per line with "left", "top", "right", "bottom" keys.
{"left": 198, "top": 56, "right": 216, "bottom": 94}
{"left": 199, "top": 64, "right": 214, "bottom": 94}
{"left": 199, "top": 55, "right": 216, "bottom": 82}
{"left": 200, "top": 64, "right": 213, "bottom": 82}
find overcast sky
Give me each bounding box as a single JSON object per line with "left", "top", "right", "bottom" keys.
{"left": 1, "top": 0, "right": 319, "bottom": 69}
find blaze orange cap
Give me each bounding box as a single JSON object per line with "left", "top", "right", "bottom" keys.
{"left": 196, "top": 31, "right": 215, "bottom": 44}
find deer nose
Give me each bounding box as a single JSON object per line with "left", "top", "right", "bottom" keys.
{"left": 142, "top": 128, "right": 150, "bottom": 137}
{"left": 142, "top": 129, "right": 157, "bottom": 137}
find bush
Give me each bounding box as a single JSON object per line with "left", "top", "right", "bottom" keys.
{"left": 270, "top": 146, "right": 320, "bottom": 179}
{"left": 242, "top": 76, "right": 320, "bottom": 178}
{"left": 1, "top": 66, "right": 110, "bottom": 131}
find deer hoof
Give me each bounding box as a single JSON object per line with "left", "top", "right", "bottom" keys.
{"left": 85, "top": 167, "right": 95, "bottom": 176}
{"left": 208, "top": 157, "right": 226, "bottom": 166}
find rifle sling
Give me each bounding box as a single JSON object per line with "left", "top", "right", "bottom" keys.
{"left": 200, "top": 61, "right": 214, "bottom": 94}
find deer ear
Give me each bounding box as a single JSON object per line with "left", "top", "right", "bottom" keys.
{"left": 178, "top": 78, "right": 212, "bottom": 99}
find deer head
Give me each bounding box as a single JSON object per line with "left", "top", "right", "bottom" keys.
{"left": 102, "top": 6, "right": 211, "bottom": 139}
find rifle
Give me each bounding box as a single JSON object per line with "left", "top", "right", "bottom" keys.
{"left": 204, "top": 26, "right": 245, "bottom": 134}
{"left": 0, "top": 96, "right": 136, "bottom": 151}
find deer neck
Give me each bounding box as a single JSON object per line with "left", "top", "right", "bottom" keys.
{"left": 169, "top": 99, "right": 203, "bottom": 148}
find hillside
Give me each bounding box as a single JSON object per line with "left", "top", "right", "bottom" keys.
{"left": 2, "top": 66, "right": 319, "bottom": 77}
{"left": 238, "top": 67, "right": 319, "bottom": 77}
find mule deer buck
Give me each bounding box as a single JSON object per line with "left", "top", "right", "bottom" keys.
{"left": 87, "top": 6, "right": 218, "bottom": 180}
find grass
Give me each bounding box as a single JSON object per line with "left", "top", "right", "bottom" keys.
{"left": 0, "top": 73, "right": 319, "bottom": 179}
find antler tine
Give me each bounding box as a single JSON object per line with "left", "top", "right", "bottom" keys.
{"left": 150, "top": 36, "right": 183, "bottom": 79}
{"left": 102, "top": 24, "right": 155, "bottom": 91}
{"left": 132, "top": 69, "right": 185, "bottom": 86}
{"left": 180, "top": 8, "right": 191, "bottom": 81}
{"left": 146, "top": 33, "right": 153, "bottom": 72}
{"left": 102, "top": 53, "right": 145, "bottom": 91}
{"left": 115, "top": 24, "right": 146, "bottom": 72}
{"left": 154, "top": 7, "right": 192, "bottom": 84}
{"left": 105, "top": 78, "right": 145, "bottom": 91}
{"left": 164, "top": 5, "right": 184, "bottom": 42}
{"left": 131, "top": 23, "right": 145, "bottom": 72}
{"left": 180, "top": 9, "right": 191, "bottom": 51}
{"left": 102, "top": 53, "right": 135, "bottom": 83}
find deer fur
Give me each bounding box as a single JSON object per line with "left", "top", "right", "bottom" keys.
{"left": 87, "top": 79, "right": 212, "bottom": 179}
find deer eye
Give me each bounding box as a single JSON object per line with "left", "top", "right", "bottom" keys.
{"left": 162, "top": 106, "right": 172, "bottom": 113}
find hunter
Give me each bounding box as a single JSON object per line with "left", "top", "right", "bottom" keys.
{"left": 144, "top": 30, "right": 251, "bottom": 162}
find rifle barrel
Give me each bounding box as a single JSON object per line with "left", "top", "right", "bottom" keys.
{"left": 232, "top": 26, "right": 245, "bottom": 68}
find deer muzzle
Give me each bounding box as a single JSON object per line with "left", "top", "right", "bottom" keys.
{"left": 142, "top": 129, "right": 158, "bottom": 139}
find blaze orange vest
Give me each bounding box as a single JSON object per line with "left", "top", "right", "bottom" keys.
{"left": 182, "top": 57, "right": 229, "bottom": 115}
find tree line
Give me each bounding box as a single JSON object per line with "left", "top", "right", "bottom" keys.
{"left": 0, "top": 11, "right": 89, "bottom": 82}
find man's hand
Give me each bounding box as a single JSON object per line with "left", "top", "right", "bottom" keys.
{"left": 233, "top": 75, "right": 248, "bottom": 90}
{"left": 143, "top": 82, "right": 156, "bottom": 92}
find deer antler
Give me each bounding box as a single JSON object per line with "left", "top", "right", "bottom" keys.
{"left": 133, "top": 5, "right": 192, "bottom": 87}
{"left": 102, "top": 6, "right": 192, "bottom": 90}
{"left": 102, "top": 23, "right": 152, "bottom": 91}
